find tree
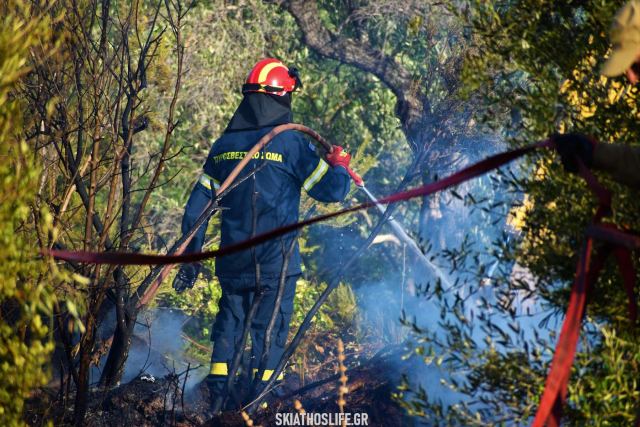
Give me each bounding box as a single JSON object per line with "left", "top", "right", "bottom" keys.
{"left": 398, "top": 1, "right": 640, "bottom": 424}
{"left": 270, "top": 0, "right": 509, "bottom": 289}
{"left": 21, "top": 0, "right": 190, "bottom": 422}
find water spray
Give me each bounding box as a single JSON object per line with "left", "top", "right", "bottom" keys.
{"left": 344, "top": 167, "right": 453, "bottom": 289}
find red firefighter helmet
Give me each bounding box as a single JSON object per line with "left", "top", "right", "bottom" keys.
{"left": 242, "top": 58, "right": 302, "bottom": 96}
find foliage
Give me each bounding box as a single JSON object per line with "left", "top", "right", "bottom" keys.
{"left": 0, "top": 3, "right": 60, "bottom": 425}
{"left": 164, "top": 272, "right": 222, "bottom": 346}
{"left": 397, "top": 1, "right": 640, "bottom": 424}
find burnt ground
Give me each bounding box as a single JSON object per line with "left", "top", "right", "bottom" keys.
{"left": 25, "top": 345, "right": 414, "bottom": 427}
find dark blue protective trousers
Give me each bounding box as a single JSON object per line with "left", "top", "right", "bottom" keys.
{"left": 206, "top": 275, "right": 299, "bottom": 394}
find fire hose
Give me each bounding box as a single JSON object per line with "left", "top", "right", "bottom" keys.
{"left": 49, "top": 130, "right": 548, "bottom": 266}
{"left": 530, "top": 160, "right": 639, "bottom": 427}
{"left": 46, "top": 127, "right": 639, "bottom": 426}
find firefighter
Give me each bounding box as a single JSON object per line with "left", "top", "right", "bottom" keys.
{"left": 172, "top": 58, "right": 352, "bottom": 407}
{"left": 552, "top": 0, "right": 640, "bottom": 189}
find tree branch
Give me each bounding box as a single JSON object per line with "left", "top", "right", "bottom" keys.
{"left": 279, "top": 0, "right": 429, "bottom": 147}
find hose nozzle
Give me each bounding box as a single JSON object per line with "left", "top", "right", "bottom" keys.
{"left": 347, "top": 167, "right": 364, "bottom": 187}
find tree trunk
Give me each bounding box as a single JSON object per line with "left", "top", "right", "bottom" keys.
{"left": 100, "top": 270, "right": 137, "bottom": 387}
{"left": 73, "top": 317, "right": 97, "bottom": 426}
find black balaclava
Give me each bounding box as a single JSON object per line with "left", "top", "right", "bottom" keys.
{"left": 225, "top": 92, "right": 292, "bottom": 133}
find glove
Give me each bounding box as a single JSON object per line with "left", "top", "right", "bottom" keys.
{"left": 172, "top": 263, "right": 202, "bottom": 292}
{"left": 551, "top": 133, "right": 596, "bottom": 173}
{"left": 325, "top": 145, "right": 351, "bottom": 169}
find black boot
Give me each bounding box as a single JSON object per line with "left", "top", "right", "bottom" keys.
{"left": 206, "top": 374, "right": 232, "bottom": 414}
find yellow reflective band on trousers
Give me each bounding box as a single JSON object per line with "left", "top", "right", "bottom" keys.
{"left": 252, "top": 368, "right": 284, "bottom": 381}
{"left": 210, "top": 362, "right": 228, "bottom": 376}
{"left": 210, "top": 362, "right": 244, "bottom": 376}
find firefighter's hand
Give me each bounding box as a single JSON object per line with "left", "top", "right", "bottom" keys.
{"left": 326, "top": 145, "right": 352, "bottom": 170}
{"left": 551, "top": 133, "right": 596, "bottom": 173}
{"left": 172, "top": 263, "right": 202, "bottom": 292}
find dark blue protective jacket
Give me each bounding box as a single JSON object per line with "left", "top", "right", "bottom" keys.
{"left": 181, "top": 126, "right": 350, "bottom": 278}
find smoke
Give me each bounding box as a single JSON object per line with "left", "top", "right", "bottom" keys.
{"left": 355, "top": 277, "right": 465, "bottom": 409}
{"left": 92, "top": 307, "right": 208, "bottom": 392}
{"left": 350, "top": 134, "right": 561, "bottom": 420}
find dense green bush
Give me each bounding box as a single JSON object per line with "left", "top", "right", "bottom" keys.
{"left": 0, "top": 4, "right": 59, "bottom": 425}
